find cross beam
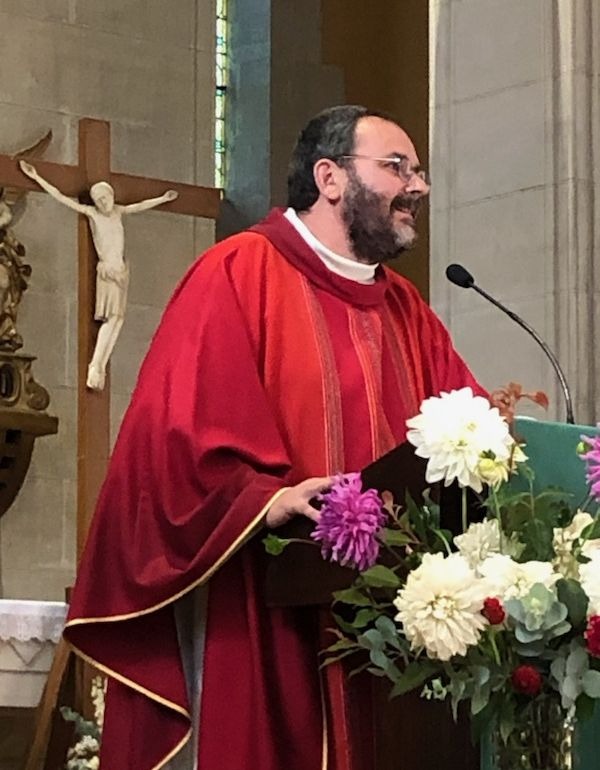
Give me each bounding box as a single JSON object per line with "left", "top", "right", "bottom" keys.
{"left": 0, "top": 155, "right": 220, "bottom": 219}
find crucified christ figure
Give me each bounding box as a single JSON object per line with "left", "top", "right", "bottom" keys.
{"left": 19, "top": 160, "right": 178, "bottom": 390}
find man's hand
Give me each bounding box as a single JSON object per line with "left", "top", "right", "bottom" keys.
{"left": 266, "top": 476, "right": 333, "bottom": 529}
{"left": 163, "top": 189, "right": 178, "bottom": 202}
{"left": 19, "top": 160, "right": 37, "bottom": 179}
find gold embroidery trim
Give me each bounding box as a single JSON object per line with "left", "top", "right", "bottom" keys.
{"left": 64, "top": 486, "right": 290, "bottom": 770}
{"left": 65, "top": 486, "right": 289, "bottom": 626}
{"left": 299, "top": 276, "right": 345, "bottom": 473}
{"left": 319, "top": 663, "right": 329, "bottom": 770}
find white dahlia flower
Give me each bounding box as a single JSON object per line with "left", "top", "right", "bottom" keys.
{"left": 580, "top": 551, "right": 600, "bottom": 616}
{"left": 553, "top": 511, "right": 600, "bottom": 579}
{"left": 478, "top": 554, "right": 558, "bottom": 601}
{"left": 454, "top": 519, "right": 501, "bottom": 569}
{"left": 405, "top": 387, "right": 521, "bottom": 493}
{"left": 394, "top": 552, "right": 488, "bottom": 661}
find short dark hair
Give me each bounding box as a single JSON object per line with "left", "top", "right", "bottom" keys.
{"left": 286, "top": 105, "right": 397, "bottom": 211}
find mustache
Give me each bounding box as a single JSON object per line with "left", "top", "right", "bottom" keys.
{"left": 391, "top": 195, "right": 421, "bottom": 217}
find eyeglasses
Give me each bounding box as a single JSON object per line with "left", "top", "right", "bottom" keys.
{"left": 338, "top": 154, "right": 430, "bottom": 185}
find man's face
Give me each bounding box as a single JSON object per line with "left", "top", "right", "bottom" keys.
{"left": 340, "top": 117, "right": 430, "bottom": 264}
{"left": 91, "top": 186, "right": 115, "bottom": 215}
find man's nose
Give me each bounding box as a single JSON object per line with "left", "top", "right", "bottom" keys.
{"left": 405, "top": 174, "right": 430, "bottom": 197}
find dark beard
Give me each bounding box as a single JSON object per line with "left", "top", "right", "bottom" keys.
{"left": 341, "top": 170, "right": 420, "bottom": 264}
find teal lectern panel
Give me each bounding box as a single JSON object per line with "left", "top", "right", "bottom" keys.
{"left": 512, "top": 417, "right": 599, "bottom": 502}
{"left": 481, "top": 418, "right": 600, "bottom": 770}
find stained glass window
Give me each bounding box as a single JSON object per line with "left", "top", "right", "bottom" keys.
{"left": 215, "top": 0, "right": 228, "bottom": 189}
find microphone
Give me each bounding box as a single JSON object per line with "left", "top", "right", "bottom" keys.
{"left": 445, "top": 263, "right": 575, "bottom": 424}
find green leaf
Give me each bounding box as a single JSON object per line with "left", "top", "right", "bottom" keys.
{"left": 520, "top": 518, "right": 555, "bottom": 561}
{"left": 353, "top": 608, "right": 380, "bottom": 629}
{"left": 366, "top": 666, "right": 388, "bottom": 677}
{"left": 262, "top": 534, "right": 291, "bottom": 556}
{"left": 375, "top": 615, "right": 402, "bottom": 650}
{"left": 381, "top": 528, "right": 412, "bottom": 547}
{"left": 470, "top": 696, "right": 499, "bottom": 743}
{"left": 471, "top": 683, "right": 491, "bottom": 716}
{"left": 361, "top": 565, "right": 401, "bottom": 589}
{"left": 59, "top": 706, "right": 100, "bottom": 739}
{"left": 499, "top": 698, "right": 517, "bottom": 744}
{"left": 332, "top": 612, "right": 360, "bottom": 635}
{"left": 432, "top": 528, "right": 453, "bottom": 554}
{"left": 357, "top": 628, "right": 384, "bottom": 651}
{"left": 582, "top": 669, "right": 600, "bottom": 698}
{"left": 325, "top": 638, "right": 356, "bottom": 654}
{"left": 581, "top": 518, "right": 600, "bottom": 541}
{"left": 369, "top": 648, "right": 390, "bottom": 669}
{"left": 332, "top": 587, "right": 372, "bottom": 607}
{"left": 321, "top": 646, "right": 359, "bottom": 667}
{"left": 422, "top": 488, "right": 441, "bottom": 524}
{"left": 368, "top": 648, "right": 401, "bottom": 681}
{"left": 389, "top": 660, "right": 438, "bottom": 697}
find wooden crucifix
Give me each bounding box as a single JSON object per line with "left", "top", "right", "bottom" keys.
{"left": 0, "top": 118, "right": 220, "bottom": 770}
{"left": 0, "top": 118, "right": 220, "bottom": 557}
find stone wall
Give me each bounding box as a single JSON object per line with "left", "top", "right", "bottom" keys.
{"left": 0, "top": 0, "right": 216, "bottom": 599}
{"left": 430, "top": 0, "right": 599, "bottom": 424}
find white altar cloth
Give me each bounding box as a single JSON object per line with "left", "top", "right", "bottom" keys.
{"left": 0, "top": 599, "right": 67, "bottom": 708}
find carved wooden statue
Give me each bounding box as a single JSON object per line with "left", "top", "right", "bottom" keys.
{"left": 0, "top": 132, "right": 58, "bottom": 517}
{"left": 19, "top": 161, "right": 178, "bottom": 390}
{"left": 0, "top": 134, "right": 51, "bottom": 351}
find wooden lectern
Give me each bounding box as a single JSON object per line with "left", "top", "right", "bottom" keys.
{"left": 265, "top": 442, "right": 480, "bottom": 770}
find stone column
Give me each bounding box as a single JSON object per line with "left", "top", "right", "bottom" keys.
{"left": 551, "top": 0, "right": 600, "bottom": 424}
{"left": 429, "top": 0, "right": 599, "bottom": 424}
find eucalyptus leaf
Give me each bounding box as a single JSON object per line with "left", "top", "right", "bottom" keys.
{"left": 565, "top": 645, "right": 589, "bottom": 677}
{"left": 375, "top": 616, "right": 403, "bottom": 650}
{"left": 357, "top": 628, "right": 384, "bottom": 651}
{"left": 370, "top": 648, "right": 391, "bottom": 669}
{"left": 390, "top": 660, "right": 438, "bottom": 697}
{"left": 471, "top": 683, "right": 491, "bottom": 715}
{"left": 582, "top": 670, "right": 600, "bottom": 698}
{"left": 369, "top": 649, "right": 401, "bottom": 681}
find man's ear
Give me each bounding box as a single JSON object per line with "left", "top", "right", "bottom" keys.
{"left": 313, "top": 158, "right": 344, "bottom": 203}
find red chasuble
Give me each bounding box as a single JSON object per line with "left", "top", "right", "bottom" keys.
{"left": 65, "top": 209, "right": 484, "bottom": 770}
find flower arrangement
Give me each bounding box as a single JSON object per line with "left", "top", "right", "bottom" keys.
{"left": 61, "top": 675, "right": 106, "bottom": 770}
{"left": 266, "top": 386, "right": 600, "bottom": 770}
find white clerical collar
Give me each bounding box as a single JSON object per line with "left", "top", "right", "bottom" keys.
{"left": 284, "top": 207, "right": 376, "bottom": 285}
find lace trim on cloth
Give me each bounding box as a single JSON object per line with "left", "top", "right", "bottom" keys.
{"left": 0, "top": 599, "right": 68, "bottom": 643}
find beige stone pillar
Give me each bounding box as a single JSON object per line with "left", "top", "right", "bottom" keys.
{"left": 429, "top": 0, "right": 599, "bottom": 424}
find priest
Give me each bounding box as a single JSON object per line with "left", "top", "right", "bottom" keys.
{"left": 65, "top": 105, "right": 484, "bottom": 770}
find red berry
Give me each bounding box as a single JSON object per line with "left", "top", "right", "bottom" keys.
{"left": 585, "top": 616, "right": 600, "bottom": 658}
{"left": 482, "top": 597, "right": 506, "bottom": 625}
{"left": 511, "top": 665, "right": 542, "bottom": 696}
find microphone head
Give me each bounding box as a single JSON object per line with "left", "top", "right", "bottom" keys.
{"left": 446, "top": 263, "right": 475, "bottom": 288}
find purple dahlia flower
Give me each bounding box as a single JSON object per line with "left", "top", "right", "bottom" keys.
{"left": 311, "top": 472, "right": 386, "bottom": 571}
{"left": 581, "top": 432, "right": 600, "bottom": 502}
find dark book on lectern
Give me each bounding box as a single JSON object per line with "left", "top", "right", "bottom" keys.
{"left": 264, "top": 441, "right": 471, "bottom": 608}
